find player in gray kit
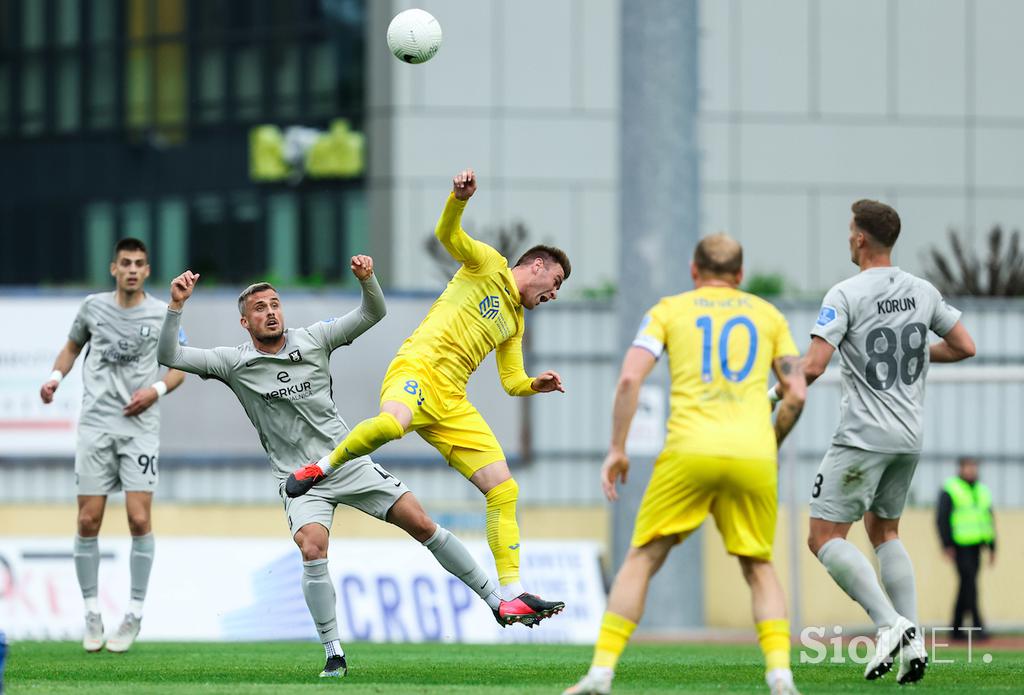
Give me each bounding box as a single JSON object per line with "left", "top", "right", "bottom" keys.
{"left": 791, "top": 200, "right": 976, "bottom": 685}
{"left": 39, "top": 237, "right": 187, "bottom": 653}
{"left": 158, "top": 256, "right": 514, "bottom": 679}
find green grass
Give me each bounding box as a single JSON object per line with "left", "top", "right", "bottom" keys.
{"left": 5, "top": 641, "right": 1023, "bottom": 694}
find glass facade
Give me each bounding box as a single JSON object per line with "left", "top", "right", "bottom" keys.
{"left": 0, "top": 0, "right": 367, "bottom": 286}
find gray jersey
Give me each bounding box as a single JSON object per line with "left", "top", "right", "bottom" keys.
{"left": 811, "top": 267, "right": 961, "bottom": 453}
{"left": 157, "top": 277, "right": 386, "bottom": 480}
{"left": 69, "top": 292, "right": 185, "bottom": 436}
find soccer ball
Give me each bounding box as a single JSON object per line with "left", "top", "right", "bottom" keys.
{"left": 386, "top": 9, "right": 442, "bottom": 64}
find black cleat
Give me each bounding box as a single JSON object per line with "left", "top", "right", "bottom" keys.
{"left": 319, "top": 654, "right": 347, "bottom": 678}
{"left": 286, "top": 463, "right": 326, "bottom": 498}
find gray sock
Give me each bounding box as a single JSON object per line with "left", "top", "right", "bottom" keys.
{"left": 130, "top": 533, "right": 155, "bottom": 607}
{"left": 302, "top": 559, "right": 340, "bottom": 642}
{"left": 74, "top": 535, "right": 100, "bottom": 600}
{"left": 423, "top": 525, "right": 502, "bottom": 611}
{"left": 876, "top": 539, "right": 918, "bottom": 625}
{"left": 817, "top": 538, "right": 899, "bottom": 628}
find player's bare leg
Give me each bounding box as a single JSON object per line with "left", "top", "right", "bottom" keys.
{"left": 75, "top": 495, "right": 106, "bottom": 652}
{"left": 286, "top": 401, "right": 411, "bottom": 498}
{"left": 865, "top": 513, "right": 926, "bottom": 684}
{"left": 809, "top": 518, "right": 915, "bottom": 680}
{"left": 107, "top": 492, "right": 154, "bottom": 653}
{"left": 739, "top": 557, "right": 799, "bottom": 694}
{"left": 469, "top": 459, "right": 564, "bottom": 626}
{"left": 293, "top": 523, "right": 347, "bottom": 677}
{"left": 565, "top": 536, "right": 673, "bottom": 694}
{"left": 385, "top": 491, "right": 507, "bottom": 622}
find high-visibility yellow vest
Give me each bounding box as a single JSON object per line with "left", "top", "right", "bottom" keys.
{"left": 945, "top": 477, "right": 994, "bottom": 546}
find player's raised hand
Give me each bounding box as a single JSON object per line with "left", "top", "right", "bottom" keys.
{"left": 350, "top": 255, "right": 374, "bottom": 281}
{"left": 601, "top": 449, "right": 630, "bottom": 502}
{"left": 123, "top": 385, "right": 159, "bottom": 417}
{"left": 531, "top": 370, "right": 564, "bottom": 393}
{"left": 452, "top": 168, "right": 477, "bottom": 201}
{"left": 169, "top": 270, "right": 201, "bottom": 309}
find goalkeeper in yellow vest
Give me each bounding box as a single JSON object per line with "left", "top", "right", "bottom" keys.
{"left": 287, "top": 168, "right": 568, "bottom": 625}
{"left": 566, "top": 233, "right": 807, "bottom": 695}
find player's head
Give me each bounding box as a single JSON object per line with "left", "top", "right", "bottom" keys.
{"left": 110, "top": 237, "right": 150, "bottom": 293}
{"left": 690, "top": 233, "right": 743, "bottom": 287}
{"left": 512, "top": 245, "right": 570, "bottom": 309}
{"left": 849, "top": 199, "right": 900, "bottom": 265}
{"left": 957, "top": 456, "right": 980, "bottom": 483}
{"left": 238, "top": 282, "right": 285, "bottom": 342}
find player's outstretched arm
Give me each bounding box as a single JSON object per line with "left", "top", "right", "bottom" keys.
{"left": 39, "top": 339, "right": 83, "bottom": 404}
{"left": 602, "top": 346, "right": 657, "bottom": 502}
{"left": 316, "top": 256, "right": 387, "bottom": 350}
{"left": 771, "top": 355, "right": 806, "bottom": 446}
{"left": 434, "top": 168, "right": 491, "bottom": 269}
{"left": 930, "top": 321, "right": 976, "bottom": 363}
{"left": 158, "top": 271, "right": 230, "bottom": 379}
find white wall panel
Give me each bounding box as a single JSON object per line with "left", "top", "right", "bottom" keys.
{"left": 736, "top": 192, "right": 812, "bottom": 285}
{"left": 974, "top": 0, "right": 1024, "bottom": 118}
{"left": 498, "top": 0, "right": 574, "bottom": 110}
{"left": 501, "top": 118, "right": 617, "bottom": 181}
{"left": 579, "top": 0, "right": 621, "bottom": 111}
{"left": 975, "top": 127, "right": 1024, "bottom": 189}
{"left": 818, "top": 0, "right": 888, "bottom": 116}
{"left": 739, "top": 0, "right": 809, "bottom": 113}
{"left": 896, "top": 0, "right": 966, "bottom": 117}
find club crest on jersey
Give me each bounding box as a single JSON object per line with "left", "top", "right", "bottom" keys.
{"left": 288, "top": 349, "right": 302, "bottom": 362}
{"left": 817, "top": 306, "right": 837, "bottom": 326}
{"left": 140, "top": 325, "right": 151, "bottom": 337}
{"left": 479, "top": 295, "right": 500, "bottom": 320}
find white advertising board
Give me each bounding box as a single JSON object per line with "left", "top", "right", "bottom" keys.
{"left": 0, "top": 538, "right": 604, "bottom": 644}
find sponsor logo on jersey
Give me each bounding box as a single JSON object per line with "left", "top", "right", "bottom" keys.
{"left": 140, "top": 325, "right": 152, "bottom": 337}
{"left": 816, "top": 306, "right": 837, "bottom": 326}
{"left": 288, "top": 349, "right": 302, "bottom": 363}
{"left": 277, "top": 371, "right": 291, "bottom": 383}
{"left": 262, "top": 381, "right": 313, "bottom": 402}
{"left": 479, "top": 295, "right": 500, "bottom": 320}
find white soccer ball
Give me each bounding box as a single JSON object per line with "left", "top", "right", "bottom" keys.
{"left": 386, "top": 9, "right": 442, "bottom": 65}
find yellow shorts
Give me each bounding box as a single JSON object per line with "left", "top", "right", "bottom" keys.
{"left": 631, "top": 451, "right": 778, "bottom": 560}
{"left": 380, "top": 356, "right": 505, "bottom": 479}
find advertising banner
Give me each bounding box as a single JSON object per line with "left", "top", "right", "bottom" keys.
{"left": 0, "top": 538, "right": 604, "bottom": 644}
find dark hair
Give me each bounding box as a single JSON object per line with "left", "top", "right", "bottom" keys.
{"left": 693, "top": 233, "right": 742, "bottom": 275}
{"left": 237, "top": 282, "right": 278, "bottom": 315}
{"left": 852, "top": 199, "right": 901, "bottom": 247}
{"left": 113, "top": 237, "right": 148, "bottom": 261}
{"left": 514, "top": 245, "right": 571, "bottom": 280}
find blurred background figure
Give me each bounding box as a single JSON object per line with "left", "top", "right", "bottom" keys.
{"left": 937, "top": 456, "right": 996, "bottom": 640}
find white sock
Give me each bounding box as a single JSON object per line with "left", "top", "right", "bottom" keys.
{"left": 588, "top": 665, "right": 614, "bottom": 680}
{"left": 315, "top": 455, "right": 332, "bottom": 477}
{"left": 501, "top": 581, "right": 524, "bottom": 600}
{"left": 324, "top": 640, "right": 344, "bottom": 658}
{"left": 766, "top": 668, "right": 794, "bottom": 687}
{"left": 129, "top": 599, "right": 145, "bottom": 618}
{"left": 817, "top": 538, "right": 899, "bottom": 628}
{"left": 83, "top": 596, "right": 99, "bottom": 614}
{"left": 875, "top": 539, "right": 918, "bottom": 625}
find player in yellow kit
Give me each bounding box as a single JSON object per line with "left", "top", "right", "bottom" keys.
{"left": 566, "top": 234, "right": 807, "bottom": 695}
{"left": 287, "top": 168, "right": 568, "bottom": 625}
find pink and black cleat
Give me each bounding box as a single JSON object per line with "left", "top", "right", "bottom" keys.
{"left": 495, "top": 593, "right": 565, "bottom": 628}
{"left": 285, "top": 462, "right": 326, "bottom": 498}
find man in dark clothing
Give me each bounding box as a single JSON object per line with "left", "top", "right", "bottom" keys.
{"left": 937, "top": 457, "right": 996, "bottom": 639}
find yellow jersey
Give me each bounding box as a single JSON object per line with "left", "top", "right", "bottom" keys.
{"left": 394, "top": 194, "right": 536, "bottom": 397}
{"left": 633, "top": 286, "right": 798, "bottom": 460}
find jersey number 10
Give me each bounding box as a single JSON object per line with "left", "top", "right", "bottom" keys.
{"left": 696, "top": 315, "right": 759, "bottom": 383}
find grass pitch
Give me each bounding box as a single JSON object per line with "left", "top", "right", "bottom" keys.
{"left": 6, "top": 640, "right": 1023, "bottom": 694}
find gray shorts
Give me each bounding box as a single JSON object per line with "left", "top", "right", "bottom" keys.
{"left": 75, "top": 427, "right": 160, "bottom": 495}
{"left": 809, "top": 444, "right": 919, "bottom": 523}
{"left": 280, "top": 456, "right": 410, "bottom": 536}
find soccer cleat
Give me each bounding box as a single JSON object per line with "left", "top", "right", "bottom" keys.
{"left": 563, "top": 669, "right": 612, "bottom": 695}
{"left": 768, "top": 680, "right": 801, "bottom": 695}
{"left": 896, "top": 633, "right": 928, "bottom": 685}
{"left": 82, "top": 612, "right": 104, "bottom": 652}
{"left": 106, "top": 613, "right": 141, "bottom": 653}
{"left": 286, "top": 463, "right": 326, "bottom": 498}
{"left": 319, "top": 654, "right": 348, "bottom": 678}
{"left": 864, "top": 615, "right": 916, "bottom": 680}
{"left": 491, "top": 607, "right": 508, "bottom": 627}
{"left": 498, "top": 593, "right": 565, "bottom": 627}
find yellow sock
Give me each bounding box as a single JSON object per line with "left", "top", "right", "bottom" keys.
{"left": 484, "top": 479, "right": 520, "bottom": 585}
{"left": 327, "top": 412, "right": 404, "bottom": 467}
{"left": 756, "top": 619, "right": 791, "bottom": 673}
{"left": 593, "top": 612, "right": 637, "bottom": 669}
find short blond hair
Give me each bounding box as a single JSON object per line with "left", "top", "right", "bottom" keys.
{"left": 694, "top": 233, "right": 743, "bottom": 276}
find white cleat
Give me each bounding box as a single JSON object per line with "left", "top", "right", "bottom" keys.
{"left": 82, "top": 612, "right": 104, "bottom": 652}
{"left": 563, "top": 669, "right": 613, "bottom": 695}
{"left": 106, "top": 613, "right": 142, "bottom": 653}
{"left": 769, "top": 681, "right": 801, "bottom": 695}
{"left": 864, "top": 615, "right": 916, "bottom": 680}
{"left": 897, "top": 633, "right": 928, "bottom": 685}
